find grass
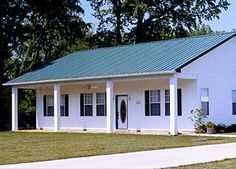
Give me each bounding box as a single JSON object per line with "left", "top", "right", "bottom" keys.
{"left": 222, "top": 132, "right": 236, "bottom": 135}
{"left": 174, "top": 158, "right": 236, "bottom": 169}
{"left": 1, "top": 132, "right": 236, "bottom": 165}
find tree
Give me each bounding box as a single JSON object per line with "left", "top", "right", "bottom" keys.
{"left": 88, "top": 0, "right": 230, "bottom": 44}
{"left": 188, "top": 24, "right": 214, "bottom": 36}
{"left": 0, "top": 0, "right": 86, "bottom": 130}
{"left": 88, "top": 0, "right": 128, "bottom": 46}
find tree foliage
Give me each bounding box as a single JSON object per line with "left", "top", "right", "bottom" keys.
{"left": 0, "top": 0, "right": 86, "bottom": 130}
{"left": 88, "top": 0, "right": 230, "bottom": 44}
{"left": 189, "top": 24, "right": 215, "bottom": 36}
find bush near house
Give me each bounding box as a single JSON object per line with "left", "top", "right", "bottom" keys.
{"left": 215, "top": 124, "right": 236, "bottom": 133}
{"left": 189, "top": 109, "right": 236, "bottom": 134}
{"left": 189, "top": 109, "right": 208, "bottom": 133}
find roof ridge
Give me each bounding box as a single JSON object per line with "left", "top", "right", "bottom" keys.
{"left": 73, "top": 31, "right": 236, "bottom": 54}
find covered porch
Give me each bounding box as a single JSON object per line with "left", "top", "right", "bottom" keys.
{"left": 11, "top": 73, "right": 197, "bottom": 135}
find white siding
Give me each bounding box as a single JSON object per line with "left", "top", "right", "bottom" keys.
{"left": 182, "top": 37, "right": 236, "bottom": 125}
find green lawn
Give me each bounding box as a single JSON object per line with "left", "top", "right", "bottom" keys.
{"left": 174, "top": 158, "right": 236, "bottom": 169}
{"left": 1, "top": 132, "right": 236, "bottom": 165}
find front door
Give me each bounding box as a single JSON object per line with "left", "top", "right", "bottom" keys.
{"left": 116, "top": 95, "right": 128, "bottom": 129}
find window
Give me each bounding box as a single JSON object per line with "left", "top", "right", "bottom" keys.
{"left": 164, "top": 89, "right": 182, "bottom": 116}
{"left": 96, "top": 93, "right": 106, "bottom": 116}
{"left": 47, "top": 95, "right": 54, "bottom": 116}
{"left": 60, "top": 95, "right": 69, "bottom": 116}
{"left": 80, "top": 93, "right": 93, "bottom": 116}
{"left": 165, "top": 90, "right": 170, "bottom": 116}
{"left": 60, "top": 95, "right": 65, "bottom": 116}
{"left": 232, "top": 90, "right": 236, "bottom": 115}
{"left": 145, "top": 90, "right": 161, "bottom": 116}
{"left": 201, "top": 88, "right": 209, "bottom": 115}
{"left": 44, "top": 95, "right": 69, "bottom": 117}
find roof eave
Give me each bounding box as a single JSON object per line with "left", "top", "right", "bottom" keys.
{"left": 3, "top": 70, "right": 176, "bottom": 86}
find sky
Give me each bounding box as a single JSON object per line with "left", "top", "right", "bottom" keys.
{"left": 81, "top": 0, "right": 236, "bottom": 32}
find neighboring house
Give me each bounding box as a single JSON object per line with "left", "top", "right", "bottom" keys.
{"left": 4, "top": 32, "right": 236, "bottom": 135}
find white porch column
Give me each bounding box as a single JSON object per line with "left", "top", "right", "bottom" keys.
{"left": 54, "top": 84, "right": 61, "bottom": 132}
{"left": 170, "top": 75, "right": 178, "bottom": 135}
{"left": 36, "top": 88, "right": 42, "bottom": 129}
{"left": 12, "top": 87, "right": 18, "bottom": 131}
{"left": 106, "top": 80, "right": 114, "bottom": 133}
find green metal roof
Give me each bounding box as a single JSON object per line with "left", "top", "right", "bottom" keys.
{"left": 5, "top": 32, "right": 236, "bottom": 86}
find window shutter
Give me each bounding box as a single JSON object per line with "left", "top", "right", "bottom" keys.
{"left": 177, "top": 89, "right": 182, "bottom": 116}
{"left": 80, "top": 93, "right": 84, "bottom": 116}
{"left": 145, "top": 90, "right": 149, "bottom": 116}
{"left": 233, "top": 103, "right": 236, "bottom": 115}
{"left": 105, "top": 93, "right": 107, "bottom": 116}
{"left": 43, "top": 95, "right": 47, "bottom": 116}
{"left": 65, "top": 94, "right": 69, "bottom": 116}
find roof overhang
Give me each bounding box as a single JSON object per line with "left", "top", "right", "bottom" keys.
{"left": 3, "top": 70, "right": 176, "bottom": 87}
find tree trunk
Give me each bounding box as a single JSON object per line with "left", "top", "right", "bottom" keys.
{"left": 113, "top": 0, "right": 122, "bottom": 45}
{"left": 0, "top": 48, "right": 11, "bottom": 131}
{"left": 135, "top": 17, "right": 144, "bottom": 43}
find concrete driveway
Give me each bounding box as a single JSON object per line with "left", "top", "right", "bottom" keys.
{"left": 1, "top": 143, "right": 236, "bottom": 169}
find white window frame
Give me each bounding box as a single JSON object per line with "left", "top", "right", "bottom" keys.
{"left": 96, "top": 93, "right": 106, "bottom": 116}
{"left": 165, "top": 89, "right": 170, "bottom": 116}
{"left": 45, "top": 95, "right": 66, "bottom": 117}
{"left": 84, "top": 93, "right": 93, "bottom": 116}
{"left": 200, "top": 88, "right": 209, "bottom": 115}
{"left": 60, "top": 95, "right": 66, "bottom": 116}
{"left": 149, "top": 90, "right": 161, "bottom": 116}
{"left": 46, "top": 95, "right": 54, "bottom": 116}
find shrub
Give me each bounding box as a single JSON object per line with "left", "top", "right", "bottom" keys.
{"left": 215, "top": 124, "right": 226, "bottom": 133}
{"left": 206, "top": 121, "right": 216, "bottom": 128}
{"left": 214, "top": 124, "right": 236, "bottom": 133}
{"left": 189, "top": 109, "right": 208, "bottom": 133}
{"left": 225, "top": 124, "right": 236, "bottom": 133}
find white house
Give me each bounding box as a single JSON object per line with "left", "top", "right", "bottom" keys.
{"left": 4, "top": 32, "right": 236, "bottom": 135}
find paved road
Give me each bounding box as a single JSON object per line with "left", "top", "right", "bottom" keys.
{"left": 2, "top": 143, "right": 236, "bottom": 169}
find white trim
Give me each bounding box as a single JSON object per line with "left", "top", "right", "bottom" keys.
{"left": 169, "top": 75, "right": 178, "bottom": 135}
{"left": 165, "top": 89, "right": 170, "bottom": 116}
{"left": 176, "top": 73, "right": 197, "bottom": 79}
{"left": 36, "top": 88, "right": 42, "bottom": 129}
{"left": 84, "top": 93, "right": 93, "bottom": 116}
{"left": 54, "top": 84, "right": 60, "bottom": 132}
{"left": 149, "top": 90, "right": 161, "bottom": 116}
{"left": 3, "top": 70, "right": 176, "bottom": 86}
{"left": 96, "top": 93, "right": 106, "bottom": 116}
{"left": 12, "top": 87, "right": 18, "bottom": 131}
{"left": 106, "top": 81, "right": 114, "bottom": 133}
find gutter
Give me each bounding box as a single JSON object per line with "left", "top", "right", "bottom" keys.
{"left": 3, "top": 70, "right": 176, "bottom": 86}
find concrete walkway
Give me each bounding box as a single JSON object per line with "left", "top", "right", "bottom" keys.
{"left": 2, "top": 143, "right": 236, "bottom": 169}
